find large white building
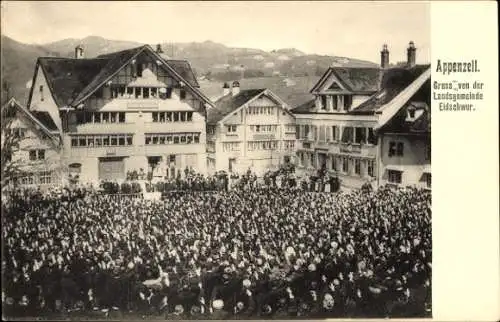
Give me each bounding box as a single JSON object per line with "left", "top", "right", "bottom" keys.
{"left": 206, "top": 82, "right": 296, "bottom": 175}
{"left": 292, "top": 42, "right": 430, "bottom": 190}
{"left": 26, "top": 44, "right": 214, "bottom": 183}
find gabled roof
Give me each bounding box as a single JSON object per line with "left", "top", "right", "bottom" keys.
{"left": 207, "top": 89, "right": 266, "bottom": 124}
{"left": 310, "top": 67, "right": 382, "bottom": 94}
{"left": 28, "top": 45, "right": 212, "bottom": 110}
{"left": 351, "top": 64, "right": 431, "bottom": 114}
{"left": 32, "top": 57, "right": 110, "bottom": 108}
{"left": 2, "top": 98, "right": 60, "bottom": 144}
{"left": 374, "top": 67, "right": 431, "bottom": 133}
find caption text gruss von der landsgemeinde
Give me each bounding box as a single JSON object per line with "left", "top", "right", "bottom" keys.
{"left": 434, "top": 59, "right": 483, "bottom": 112}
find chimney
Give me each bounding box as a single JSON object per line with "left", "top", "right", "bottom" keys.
{"left": 156, "top": 44, "right": 164, "bottom": 54}
{"left": 75, "top": 45, "right": 84, "bottom": 59}
{"left": 231, "top": 81, "right": 240, "bottom": 96}
{"left": 380, "top": 44, "right": 389, "bottom": 69}
{"left": 222, "top": 82, "right": 230, "bottom": 96}
{"left": 407, "top": 41, "right": 416, "bottom": 67}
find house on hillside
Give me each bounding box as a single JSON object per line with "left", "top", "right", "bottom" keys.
{"left": 292, "top": 41, "right": 430, "bottom": 190}
{"left": 1, "top": 98, "right": 62, "bottom": 188}
{"left": 206, "top": 81, "right": 296, "bottom": 175}
{"left": 26, "top": 44, "right": 214, "bottom": 184}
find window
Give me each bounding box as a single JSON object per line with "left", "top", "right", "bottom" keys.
{"left": 166, "top": 88, "right": 173, "bottom": 99}
{"left": 166, "top": 112, "right": 172, "bottom": 122}
{"left": 102, "top": 112, "right": 109, "bottom": 123}
{"left": 12, "top": 128, "right": 26, "bottom": 139}
{"left": 180, "top": 112, "right": 186, "bottom": 122}
{"left": 103, "top": 137, "right": 109, "bottom": 146}
{"left": 193, "top": 134, "right": 200, "bottom": 143}
{"left": 180, "top": 135, "right": 187, "bottom": 144}
{"left": 409, "top": 108, "right": 416, "bottom": 118}
{"left": 344, "top": 95, "right": 352, "bottom": 110}
{"left": 180, "top": 89, "right": 186, "bottom": 100}
{"left": 331, "top": 155, "right": 337, "bottom": 171}
{"left": 166, "top": 135, "right": 173, "bottom": 144}
{"left": 127, "top": 87, "right": 134, "bottom": 97}
{"left": 94, "top": 113, "right": 101, "bottom": 123}
{"left": 187, "top": 112, "right": 193, "bottom": 122}
{"left": 79, "top": 137, "right": 87, "bottom": 147}
{"left": 145, "top": 136, "right": 151, "bottom": 145}
{"left": 29, "top": 150, "right": 37, "bottom": 161}
{"left": 76, "top": 112, "right": 85, "bottom": 124}
{"left": 227, "top": 125, "right": 237, "bottom": 133}
{"left": 342, "top": 157, "right": 349, "bottom": 173}
{"left": 119, "top": 112, "right": 126, "bottom": 123}
{"left": 119, "top": 136, "right": 125, "bottom": 146}
{"left": 332, "top": 96, "right": 338, "bottom": 110}
{"left": 152, "top": 135, "right": 159, "bottom": 144}
{"left": 388, "top": 141, "right": 396, "bottom": 157}
{"left": 87, "top": 137, "right": 94, "bottom": 147}
{"left": 110, "top": 136, "right": 117, "bottom": 146}
{"left": 173, "top": 112, "right": 179, "bottom": 122}
{"left": 143, "top": 87, "right": 150, "bottom": 99}
{"left": 355, "top": 127, "right": 366, "bottom": 144}
{"left": 354, "top": 159, "right": 361, "bottom": 175}
{"left": 396, "top": 142, "right": 404, "bottom": 156}
{"left": 110, "top": 112, "right": 117, "bottom": 123}
{"left": 367, "top": 160, "right": 374, "bottom": 177}
{"left": 367, "top": 128, "right": 376, "bottom": 144}
{"left": 39, "top": 171, "right": 52, "bottom": 184}
{"left": 173, "top": 136, "right": 180, "bottom": 144}
{"left": 127, "top": 136, "right": 133, "bottom": 146}
{"left": 135, "top": 87, "right": 141, "bottom": 99}
{"left": 331, "top": 126, "right": 338, "bottom": 141}
{"left": 96, "top": 137, "right": 103, "bottom": 146}
{"left": 71, "top": 137, "right": 78, "bottom": 147}
{"left": 321, "top": 96, "right": 327, "bottom": 110}
{"left": 39, "top": 85, "right": 44, "bottom": 101}
{"left": 388, "top": 170, "right": 402, "bottom": 184}
{"left": 341, "top": 127, "right": 354, "bottom": 143}
{"left": 151, "top": 88, "right": 157, "bottom": 98}
{"left": 29, "top": 149, "right": 45, "bottom": 161}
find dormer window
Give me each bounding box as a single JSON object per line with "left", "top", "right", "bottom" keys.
{"left": 409, "top": 108, "right": 416, "bottom": 118}
{"left": 137, "top": 63, "right": 144, "bottom": 77}
{"left": 321, "top": 96, "right": 327, "bottom": 110}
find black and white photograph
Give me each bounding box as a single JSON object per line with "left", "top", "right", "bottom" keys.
{"left": 1, "top": 1, "right": 436, "bottom": 320}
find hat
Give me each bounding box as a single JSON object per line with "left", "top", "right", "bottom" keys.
{"left": 174, "top": 304, "right": 184, "bottom": 314}
{"left": 190, "top": 305, "right": 201, "bottom": 315}
{"left": 308, "top": 263, "right": 316, "bottom": 272}
{"left": 213, "top": 299, "right": 224, "bottom": 310}
{"left": 236, "top": 301, "right": 244, "bottom": 310}
{"left": 242, "top": 279, "right": 251, "bottom": 288}
{"left": 262, "top": 304, "right": 272, "bottom": 314}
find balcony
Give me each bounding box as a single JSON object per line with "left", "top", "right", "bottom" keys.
{"left": 252, "top": 133, "right": 276, "bottom": 141}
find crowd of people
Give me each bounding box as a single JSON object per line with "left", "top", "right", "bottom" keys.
{"left": 2, "top": 182, "right": 432, "bottom": 319}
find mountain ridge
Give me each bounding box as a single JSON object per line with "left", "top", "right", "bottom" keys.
{"left": 1, "top": 35, "right": 378, "bottom": 107}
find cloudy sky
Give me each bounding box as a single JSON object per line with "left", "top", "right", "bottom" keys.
{"left": 1, "top": 1, "right": 430, "bottom": 63}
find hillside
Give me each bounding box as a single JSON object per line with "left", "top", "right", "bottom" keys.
{"left": 1, "top": 35, "right": 378, "bottom": 107}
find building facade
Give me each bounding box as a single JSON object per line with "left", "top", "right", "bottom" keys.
{"left": 206, "top": 82, "right": 296, "bottom": 175}
{"left": 292, "top": 42, "right": 429, "bottom": 190}
{"left": 1, "top": 98, "right": 62, "bottom": 188}
{"left": 375, "top": 68, "right": 431, "bottom": 190}
{"left": 26, "top": 44, "right": 214, "bottom": 184}
{"left": 292, "top": 66, "right": 381, "bottom": 189}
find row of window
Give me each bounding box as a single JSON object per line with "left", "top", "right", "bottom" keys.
{"left": 29, "top": 149, "right": 46, "bottom": 161}
{"left": 110, "top": 86, "right": 178, "bottom": 100}
{"left": 222, "top": 142, "right": 241, "bottom": 152}
{"left": 298, "top": 151, "right": 375, "bottom": 177}
{"left": 247, "top": 106, "right": 276, "bottom": 115}
{"left": 250, "top": 125, "right": 278, "bottom": 133}
{"left": 71, "top": 134, "right": 134, "bottom": 147}
{"left": 144, "top": 133, "right": 200, "bottom": 145}
{"left": 16, "top": 171, "right": 53, "bottom": 185}
{"left": 76, "top": 112, "right": 126, "bottom": 124}
{"left": 152, "top": 111, "right": 193, "bottom": 123}
{"left": 317, "top": 94, "right": 353, "bottom": 111}
{"left": 297, "top": 125, "right": 376, "bottom": 145}
{"left": 247, "top": 140, "right": 279, "bottom": 151}
{"left": 8, "top": 127, "right": 27, "bottom": 139}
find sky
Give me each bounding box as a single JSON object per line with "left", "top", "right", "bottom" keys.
{"left": 1, "top": 1, "right": 430, "bottom": 64}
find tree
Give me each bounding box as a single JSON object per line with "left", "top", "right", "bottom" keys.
{"left": 1, "top": 99, "right": 25, "bottom": 188}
